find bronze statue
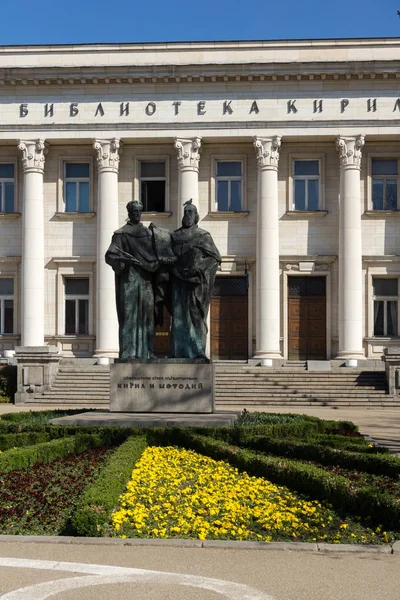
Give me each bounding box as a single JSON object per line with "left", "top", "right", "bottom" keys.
{"left": 168, "top": 200, "right": 221, "bottom": 359}
{"left": 106, "top": 199, "right": 220, "bottom": 361}
{"left": 105, "top": 200, "right": 170, "bottom": 360}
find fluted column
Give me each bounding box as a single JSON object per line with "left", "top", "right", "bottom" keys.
{"left": 18, "top": 139, "right": 47, "bottom": 347}
{"left": 336, "top": 135, "right": 365, "bottom": 359}
{"left": 174, "top": 137, "right": 201, "bottom": 226}
{"left": 253, "top": 136, "right": 282, "bottom": 359}
{"left": 93, "top": 138, "right": 121, "bottom": 358}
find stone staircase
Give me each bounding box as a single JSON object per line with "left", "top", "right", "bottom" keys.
{"left": 214, "top": 366, "right": 397, "bottom": 408}
{"left": 31, "top": 362, "right": 110, "bottom": 406}
{"left": 24, "top": 360, "right": 399, "bottom": 408}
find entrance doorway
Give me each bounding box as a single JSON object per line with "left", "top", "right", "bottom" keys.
{"left": 153, "top": 307, "right": 171, "bottom": 357}
{"left": 211, "top": 276, "right": 248, "bottom": 360}
{"left": 288, "top": 276, "right": 326, "bottom": 360}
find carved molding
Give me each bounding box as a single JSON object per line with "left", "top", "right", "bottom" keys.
{"left": 174, "top": 137, "right": 202, "bottom": 171}
{"left": 284, "top": 262, "right": 329, "bottom": 271}
{"left": 284, "top": 264, "right": 299, "bottom": 271}
{"left": 93, "top": 138, "right": 121, "bottom": 173}
{"left": 18, "top": 139, "right": 48, "bottom": 174}
{"left": 253, "top": 136, "right": 281, "bottom": 170}
{"left": 336, "top": 135, "right": 365, "bottom": 168}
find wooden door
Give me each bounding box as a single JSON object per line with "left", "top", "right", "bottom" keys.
{"left": 153, "top": 307, "right": 171, "bottom": 357}
{"left": 288, "top": 277, "right": 326, "bottom": 360}
{"left": 211, "top": 277, "right": 248, "bottom": 360}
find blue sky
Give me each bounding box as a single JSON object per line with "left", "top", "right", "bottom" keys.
{"left": 0, "top": 0, "right": 398, "bottom": 45}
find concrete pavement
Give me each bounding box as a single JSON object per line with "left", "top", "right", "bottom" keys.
{"left": 0, "top": 538, "right": 399, "bottom": 600}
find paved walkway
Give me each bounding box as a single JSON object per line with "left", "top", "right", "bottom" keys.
{"left": 0, "top": 538, "right": 399, "bottom": 600}
{"left": 0, "top": 403, "right": 399, "bottom": 453}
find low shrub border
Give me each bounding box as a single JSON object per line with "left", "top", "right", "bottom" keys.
{"left": 0, "top": 432, "right": 55, "bottom": 451}
{"left": 71, "top": 435, "right": 147, "bottom": 537}
{"left": 0, "top": 433, "right": 103, "bottom": 472}
{"left": 237, "top": 435, "right": 400, "bottom": 478}
{"left": 148, "top": 428, "right": 400, "bottom": 530}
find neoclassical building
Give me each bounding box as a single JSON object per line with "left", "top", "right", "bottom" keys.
{"left": 1, "top": 38, "right": 400, "bottom": 362}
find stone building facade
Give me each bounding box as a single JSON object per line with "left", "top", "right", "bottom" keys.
{"left": 1, "top": 38, "right": 400, "bottom": 362}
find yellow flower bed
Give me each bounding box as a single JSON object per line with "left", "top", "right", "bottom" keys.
{"left": 112, "top": 446, "right": 339, "bottom": 542}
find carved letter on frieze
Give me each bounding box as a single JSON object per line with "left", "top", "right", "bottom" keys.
{"left": 253, "top": 136, "right": 281, "bottom": 170}
{"left": 93, "top": 138, "right": 121, "bottom": 173}
{"left": 174, "top": 137, "right": 202, "bottom": 172}
{"left": 336, "top": 135, "right": 365, "bottom": 169}
{"left": 18, "top": 139, "right": 48, "bottom": 174}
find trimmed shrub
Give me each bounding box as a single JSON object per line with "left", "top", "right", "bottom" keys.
{"left": 148, "top": 428, "right": 400, "bottom": 530}
{"left": 0, "top": 432, "right": 54, "bottom": 451}
{"left": 0, "top": 433, "right": 103, "bottom": 472}
{"left": 235, "top": 411, "right": 358, "bottom": 433}
{"left": 236, "top": 435, "right": 400, "bottom": 477}
{"left": 71, "top": 435, "right": 147, "bottom": 537}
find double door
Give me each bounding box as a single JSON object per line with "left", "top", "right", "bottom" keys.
{"left": 288, "top": 276, "right": 326, "bottom": 360}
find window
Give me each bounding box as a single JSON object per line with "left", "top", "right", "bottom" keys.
{"left": 373, "top": 278, "right": 398, "bottom": 336}
{"left": 64, "top": 163, "right": 90, "bottom": 212}
{"left": 0, "top": 278, "right": 14, "bottom": 335}
{"left": 215, "top": 161, "right": 242, "bottom": 211}
{"left": 140, "top": 161, "right": 166, "bottom": 212}
{"left": 371, "top": 159, "right": 398, "bottom": 210}
{"left": 0, "top": 164, "right": 15, "bottom": 213}
{"left": 293, "top": 160, "right": 320, "bottom": 210}
{"left": 64, "top": 278, "right": 89, "bottom": 335}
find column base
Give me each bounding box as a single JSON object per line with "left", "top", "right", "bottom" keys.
{"left": 336, "top": 350, "right": 366, "bottom": 360}
{"left": 253, "top": 350, "right": 282, "bottom": 359}
{"left": 93, "top": 349, "right": 119, "bottom": 359}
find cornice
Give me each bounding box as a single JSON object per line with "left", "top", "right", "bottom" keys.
{"left": 2, "top": 60, "right": 400, "bottom": 87}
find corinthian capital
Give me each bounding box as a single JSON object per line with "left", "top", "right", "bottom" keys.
{"left": 253, "top": 136, "right": 281, "bottom": 170}
{"left": 336, "top": 135, "right": 365, "bottom": 169}
{"left": 93, "top": 138, "right": 122, "bottom": 173}
{"left": 174, "top": 137, "right": 202, "bottom": 171}
{"left": 18, "top": 139, "right": 48, "bottom": 174}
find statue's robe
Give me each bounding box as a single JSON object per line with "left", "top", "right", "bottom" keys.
{"left": 105, "top": 221, "right": 159, "bottom": 360}
{"left": 169, "top": 225, "right": 221, "bottom": 359}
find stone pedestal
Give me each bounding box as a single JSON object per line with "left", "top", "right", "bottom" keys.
{"left": 14, "top": 346, "right": 60, "bottom": 404}
{"left": 382, "top": 347, "right": 400, "bottom": 396}
{"left": 110, "top": 361, "right": 214, "bottom": 413}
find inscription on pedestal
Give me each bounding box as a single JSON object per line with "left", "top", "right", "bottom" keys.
{"left": 110, "top": 362, "right": 214, "bottom": 413}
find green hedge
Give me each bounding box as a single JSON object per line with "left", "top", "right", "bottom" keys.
{"left": 236, "top": 435, "right": 400, "bottom": 477}
{"left": 235, "top": 411, "right": 358, "bottom": 433}
{"left": 0, "top": 421, "right": 144, "bottom": 442}
{"left": 71, "top": 435, "right": 147, "bottom": 537}
{"left": 148, "top": 428, "right": 400, "bottom": 530}
{"left": 0, "top": 431, "right": 55, "bottom": 451}
{"left": 309, "top": 433, "right": 388, "bottom": 453}
{"left": 0, "top": 433, "right": 103, "bottom": 472}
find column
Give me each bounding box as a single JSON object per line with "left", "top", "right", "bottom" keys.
{"left": 174, "top": 137, "right": 201, "bottom": 226}
{"left": 253, "top": 136, "right": 282, "bottom": 359}
{"left": 336, "top": 135, "right": 365, "bottom": 359}
{"left": 93, "top": 138, "right": 121, "bottom": 358}
{"left": 18, "top": 140, "right": 47, "bottom": 347}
